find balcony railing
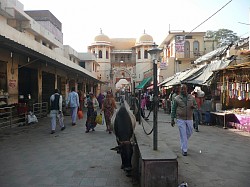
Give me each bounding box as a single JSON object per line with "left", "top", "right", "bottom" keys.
{"left": 111, "top": 57, "right": 136, "bottom": 64}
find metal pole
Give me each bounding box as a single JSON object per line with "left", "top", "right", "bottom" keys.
{"left": 138, "top": 89, "right": 142, "bottom": 125}
{"left": 133, "top": 81, "right": 135, "bottom": 95}
{"left": 153, "top": 60, "right": 158, "bottom": 150}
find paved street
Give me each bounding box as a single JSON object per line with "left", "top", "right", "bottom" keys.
{"left": 143, "top": 109, "right": 250, "bottom": 187}
{"left": 0, "top": 107, "right": 138, "bottom": 187}
{"left": 0, "top": 105, "right": 250, "bottom": 187}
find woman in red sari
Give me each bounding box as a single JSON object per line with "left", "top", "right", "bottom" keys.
{"left": 101, "top": 91, "right": 117, "bottom": 134}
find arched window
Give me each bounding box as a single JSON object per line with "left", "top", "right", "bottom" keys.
{"left": 170, "top": 44, "right": 173, "bottom": 56}
{"left": 106, "top": 50, "right": 109, "bottom": 59}
{"left": 138, "top": 50, "right": 141, "bottom": 59}
{"left": 144, "top": 50, "right": 148, "bottom": 59}
{"left": 193, "top": 41, "right": 199, "bottom": 55}
{"left": 184, "top": 41, "right": 190, "bottom": 58}
{"left": 167, "top": 47, "right": 170, "bottom": 57}
{"left": 98, "top": 50, "right": 102, "bottom": 58}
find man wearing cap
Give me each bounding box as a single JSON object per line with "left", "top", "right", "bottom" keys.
{"left": 191, "top": 86, "right": 205, "bottom": 132}
{"left": 50, "top": 89, "right": 65, "bottom": 134}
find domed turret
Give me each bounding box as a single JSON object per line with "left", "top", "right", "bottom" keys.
{"left": 136, "top": 30, "right": 154, "bottom": 45}
{"left": 94, "top": 29, "right": 110, "bottom": 42}
{"left": 138, "top": 33, "right": 153, "bottom": 42}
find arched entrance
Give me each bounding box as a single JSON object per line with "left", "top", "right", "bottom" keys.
{"left": 112, "top": 68, "right": 133, "bottom": 92}
{"left": 115, "top": 78, "right": 129, "bottom": 89}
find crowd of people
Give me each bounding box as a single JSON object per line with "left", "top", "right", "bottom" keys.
{"left": 49, "top": 84, "right": 205, "bottom": 157}
{"left": 49, "top": 88, "right": 117, "bottom": 135}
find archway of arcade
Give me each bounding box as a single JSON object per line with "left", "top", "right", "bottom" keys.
{"left": 113, "top": 68, "right": 132, "bottom": 93}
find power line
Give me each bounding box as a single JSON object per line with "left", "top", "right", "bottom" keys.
{"left": 185, "top": 0, "right": 233, "bottom": 36}
{"left": 239, "top": 31, "right": 249, "bottom": 38}
{"left": 238, "top": 22, "right": 250, "bottom": 26}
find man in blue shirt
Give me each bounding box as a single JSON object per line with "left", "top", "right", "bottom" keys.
{"left": 66, "top": 87, "right": 80, "bottom": 126}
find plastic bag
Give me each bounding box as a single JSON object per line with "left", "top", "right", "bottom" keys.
{"left": 95, "top": 113, "right": 102, "bottom": 124}
{"left": 27, "top": 111, "right": 38, "bottom": 124}
{"left": 77, "top": 110, "right": 83, "bottom": 119}
{"left": 178, "top": 182, "right": 188, "bottom": 187}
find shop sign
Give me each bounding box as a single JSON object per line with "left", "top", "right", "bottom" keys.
{"left": 175, "top": 35, "right": 185, "bottom": 52}
{"left": 160, "top": 61, "right": 168, "bottom": 69}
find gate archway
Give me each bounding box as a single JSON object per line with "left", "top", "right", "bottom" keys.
{"left": 112, "top": 67, "right": 133, "bottom": 92}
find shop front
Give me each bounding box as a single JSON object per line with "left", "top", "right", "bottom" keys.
{"left": 18, "top": 66, "right": 39, "bottom": 112}
{"left": 42, "top": 71, "right": 55, "bottom": 105}
{"left": 212, "top": 62, "right": 250, "bottom": 132}
{"left": 0, "top": 61, "right": 8, "bottom": 107}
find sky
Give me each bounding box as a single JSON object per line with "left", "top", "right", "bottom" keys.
{"left": 19, "top": 0, "right": 250, "bottom": 52}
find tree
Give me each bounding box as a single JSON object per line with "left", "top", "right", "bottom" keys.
{"left": 205, "top": 29, "right": 239, "bottom": 47}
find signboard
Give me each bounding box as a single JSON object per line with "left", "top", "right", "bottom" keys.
{"left": 160, "top": 61, "right": 168, "bottom": 69}
{"left": 175, "top": 35, "right": 185, "bottom": 52}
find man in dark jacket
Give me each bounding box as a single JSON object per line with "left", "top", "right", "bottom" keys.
{"left": 50, "top": 89, "right": 65, "bottom": 134}
{"left": 171, "top": 84, "right": 197, "bottom": 156}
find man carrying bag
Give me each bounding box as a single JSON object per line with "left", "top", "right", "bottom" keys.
{"left": 50, "top": 89, "right": 66, "bottom": 134}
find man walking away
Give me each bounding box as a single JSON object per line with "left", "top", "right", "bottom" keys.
{"left": 50, "top": 89, "right": 65, "bottom": 134}
{"left": 191, "top": 86, "right": 205, "bottom": 132}
{"left": 66, "top": 87, "right": 80, "bottom": 126}
{"left": 171, "top": 84, "right": 197, "bottom": 156}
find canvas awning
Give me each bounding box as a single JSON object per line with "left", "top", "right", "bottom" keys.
{"left": 135, "top": 77, "right": 152, "bottom": 89}
{"left": 182, "top": 59, "right": 233, "bottom": 85}
{"left": 194, "top": 45, "right": 229, "bottom": 64}
{"left": 158, "top": 76, "right": 175, "bottom": 87}
{"left": 213, "top": 61, "right": 250, "bottom": 71}
{"left": 161, "top": 65, "right": 205, "bottom": 87}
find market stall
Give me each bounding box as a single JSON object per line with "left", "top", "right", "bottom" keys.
{"left": 212, "top": 61, "right": 250, "bottom": 132}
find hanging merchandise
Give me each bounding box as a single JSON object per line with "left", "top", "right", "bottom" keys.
{"left": 236, "top": 82, "right": 240, "bottom": 90}
{"left": 242, "top": 83, "right": 245, "bottom": 91}
{"left": 226, "top": 80, "right": 250, "bottom": 100}
{"left": 216, "top": 70, "right": 250, "bottom": 102}
{"left": 233, "top": 89, "right": 237, "bottom": 98}
{"left": 229, "top": 90, "right": 232, "bottom": 98}
{"left": 242, "top": 91, "right": 245, "bottom": 100}
{"left": 238, "top": 89, "right": 241, "bottom": 98}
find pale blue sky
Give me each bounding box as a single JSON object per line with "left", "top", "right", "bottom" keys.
{"left": 19, "top": 0, "right": 250, "bottom": 52}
